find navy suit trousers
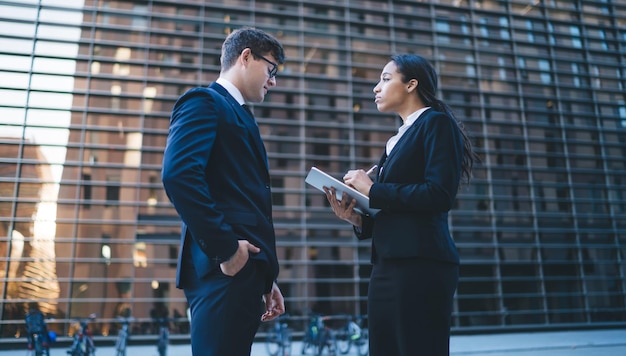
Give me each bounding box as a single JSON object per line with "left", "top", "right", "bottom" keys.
{"left": 184, "top": 258, "right": 267, "bottom": 356}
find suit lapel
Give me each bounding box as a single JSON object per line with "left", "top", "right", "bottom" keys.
{"left": 208, "top": 83, "right": 269, "bottom": 171}
{"left": 376, "top": 152, "right": 387, "bottom": 182}
{"left": 378, "top": 108, "right": 433, "bottom": 181}
{"left": 237, "top": 103, "right": 269, "bottom": 170}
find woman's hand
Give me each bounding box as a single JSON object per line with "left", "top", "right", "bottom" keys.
{"left": 323, "top": 186, "right": 362, "bottom": 227}
{"left": 343, "top": 169, "right": 373, "bottom": 196}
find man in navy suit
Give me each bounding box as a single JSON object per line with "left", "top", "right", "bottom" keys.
{"left": 161, "top": 27, "right": 286, "bottom": 355}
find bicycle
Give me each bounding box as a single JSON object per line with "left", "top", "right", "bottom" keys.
{"left": 25, "top": 309, "right": 51, "bottom": 356}
{"left": 265, "top": 313, "right": 292, "bottom": 356}
{"left": 26, "top": 331, "right": 50, "bottom": 356}
{"left": 155, "top": 318, "right": 169, "bottom": 356}
{"left": 301, "top": 313, "right": 337, "bottom": 355}
{"left": 335, "top": 315, "right": 368, "bottom": 356}
{"left": 114, "top": 316, "right": 133, "bottom": 356}
{"left": 67, "top": 313, "right": 96, "bottom": 356}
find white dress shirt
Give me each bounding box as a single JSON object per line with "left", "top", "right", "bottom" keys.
{"left": 386, "top": 107, "right": 431, "bottom": 155}
{"left": 216, "top": 77, "right": 245, "bottom": 105}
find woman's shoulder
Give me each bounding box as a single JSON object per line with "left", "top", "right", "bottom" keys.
{"left": 415, "top": 109, "right": 455, "bottom": 130}
{"left": 420, "top": 108, "right": 450, "bottom": 120}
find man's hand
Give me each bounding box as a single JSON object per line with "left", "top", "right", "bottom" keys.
{"left": 219, "top": 240, "right": 260, "bottom": 276}
{"left": 261, "top": 282, "right": 285, "bottom": 322}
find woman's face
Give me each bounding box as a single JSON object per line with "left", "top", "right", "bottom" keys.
{"left": 373, "top": 61, "right": 410, "bottom": 114}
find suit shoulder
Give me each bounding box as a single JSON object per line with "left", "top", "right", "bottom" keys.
{"left": 174, "top": 87, "right": 227, "bottom": 110}
{"left": 419, "top": 109, "right": 456, "bottom": 130}
{"left": 420, "top": 108, "right": 451, "bottom": 122}
{"left": 178, "top": 86, "right": 218, "bottom": 101}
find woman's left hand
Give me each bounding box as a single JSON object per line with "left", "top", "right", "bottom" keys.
{"left": 323, "top": 187, "right": 362, "bottom": 227}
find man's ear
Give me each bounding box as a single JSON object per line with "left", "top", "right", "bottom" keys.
{"left": 240, "top": 47, "right": 252, "bottom": 66}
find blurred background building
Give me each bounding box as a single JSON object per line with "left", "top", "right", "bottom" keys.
{"left": 0, "top": 0, "right": 625, "bottom": 341}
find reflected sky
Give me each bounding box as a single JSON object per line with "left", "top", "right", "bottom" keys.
{"left": 0, "top": 0, "right": 85, "bottom": 183}
{"left": 0, "top": 0, "right": 86, "bottom": 316}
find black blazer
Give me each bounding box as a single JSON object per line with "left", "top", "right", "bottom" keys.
{"left": 357, "top": 108, "right": 462, "bottom": 265}
{"left": 162, "top": 83, "right": 278, "bottom": 291}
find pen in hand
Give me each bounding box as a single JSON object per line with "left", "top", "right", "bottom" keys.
{"left": 365, "top": 165, "right": 378, "bottom": 175}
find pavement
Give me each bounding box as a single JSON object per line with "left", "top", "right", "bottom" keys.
{"left": 2, "top": 328, "right": 626, "bottom": 355}
{"left": 448, "top": 329, "right": 626, "bottom": 355}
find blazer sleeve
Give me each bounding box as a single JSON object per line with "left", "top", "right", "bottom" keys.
{"left": 353, "top": 214, "right": 375, "bottom": 240}
{"left": 161, "top": 90, "right": 239, "bottom": 262}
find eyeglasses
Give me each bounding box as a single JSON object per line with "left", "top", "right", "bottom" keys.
{"left": 251, "top": 51, "right": 278, "bottom": 78}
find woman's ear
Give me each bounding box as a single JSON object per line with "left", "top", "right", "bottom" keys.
{"left": 407, "top": 79, "right": 418, "bottom": 93}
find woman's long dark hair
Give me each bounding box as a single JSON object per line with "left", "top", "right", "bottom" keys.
{"left": 391, "top": 54, "right": 479, "bottom": 184}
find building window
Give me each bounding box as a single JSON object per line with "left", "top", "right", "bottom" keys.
{"left": 526, "top": 20, "right": 534, "bottom": 43}
{"left": 82, "top": 174, "right": 91, "bottom": 209}
{"left": 539, "top": 60, "right": 551, "bottom": 84}
{"left": 518, "top": 57, "right": 528, "bottom": 79}
{"left": 132, "top": 5, "right": 148, "bottom": 29}
{"left": 499, "top": 17, "right": 509, "bottom": 39}
{"left": 570, "top": 26, "right": 582, "bottom": 48}
{"left": 572, "top": 63, "right": 581, "bottom": 87}
{"left": 106, "top": 177, "right": 120, "bottom": 206}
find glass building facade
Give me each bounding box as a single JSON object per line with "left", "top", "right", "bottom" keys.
{"left": 1, "top": 0, "right": 625, "bottom": 341}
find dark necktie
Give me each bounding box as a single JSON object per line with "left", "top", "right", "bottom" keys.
{"left": 242, "top": 104, "right": 259, "bottom": 128}
{"left": 241, "top": 104, "right": 266, "bottom": 166}
{"left": 242, "top": 104, "right": 253, "bottom": 117}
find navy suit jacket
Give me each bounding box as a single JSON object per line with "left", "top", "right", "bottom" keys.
{"left": 357, "top": 108, "right": 462, "bottom": 265}
{"left": 162, "top": 83, "right": 278, "bottom": 292}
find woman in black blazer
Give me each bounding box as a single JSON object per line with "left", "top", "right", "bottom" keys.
{"left": 324, "top": 54, "right": 478, "bottom": 356}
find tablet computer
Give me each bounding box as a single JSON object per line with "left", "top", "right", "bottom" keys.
{"left": 305, "top": 166, "right": 380, "bottom": 215}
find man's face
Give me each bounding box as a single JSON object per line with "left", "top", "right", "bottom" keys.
{"left": 241, "top": 50, "right": 278, "bottom": 103}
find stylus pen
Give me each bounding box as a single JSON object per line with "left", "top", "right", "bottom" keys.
{"left": 365, "top": 165, "right": 378, "bottom": 175}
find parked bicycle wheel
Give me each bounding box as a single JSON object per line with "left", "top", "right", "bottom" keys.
{"left": 67, "top": 314, "right": 97, "bottom": 356}
{"left": 318, "top": 327, "right": 338, "bottom": 356}
{"left": 67, "top": 338, "right": 96, "bottom": 356}
{"left": 157, "top": 322, "right": 169, "bottom": 356}
{"left": 25, "top": 307, "right": 50, "bottom": 356}
{"left": 114, "top": 316, "right": 134, "bottom": 356}
{"left": 265, "top": 315, "right": 292, "bottom": 356}
{"left": 336, "top": 316, "right": 368, "bottom": 356}
{"left": 30, "top": 332, "right": 49, "bottom": 356}
{"left": 280, "top": 327, "right": 292, "bottom": 356}
{"left": 301, "top": 314, "right": 322, "bottom": 355}
{"left": 114, "top": 327, "right": 128, "bottom": 356}
{"left": 301, "top": 333, "right": 320, "bottom": 355}
{"left": 335, "top": 324, "right": 351, "bottom": 355}
{"left": 354, "top": 328, "right": 368, "bottom": 356}
{"left": 266, "top": 325, "right": 291, "bottom": 355}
